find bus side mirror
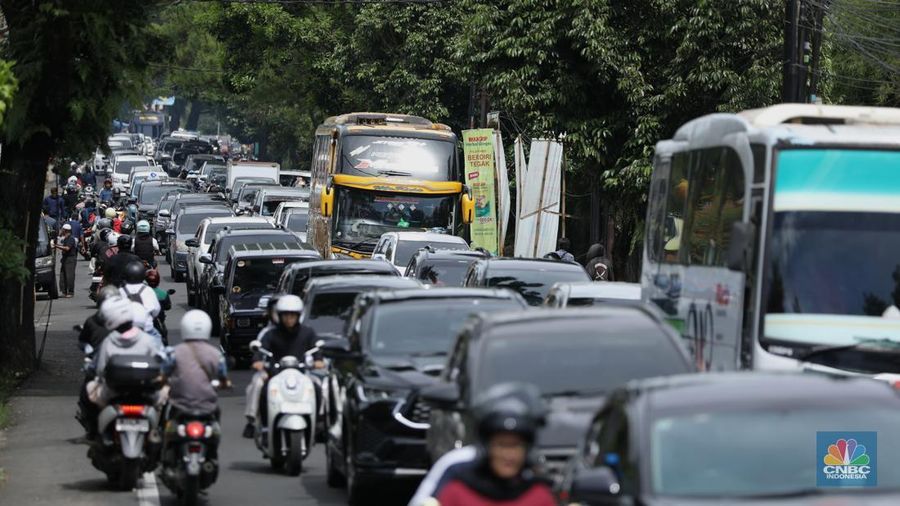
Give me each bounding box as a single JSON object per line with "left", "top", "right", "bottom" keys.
{"left": 320, "top": 187, "right": 334, "bottom": 218}
{"left": 726, "top": 221, "right": 755, "bottom": 272}
{"left": 460, "top": 193, "right": 474, "bottom": 224}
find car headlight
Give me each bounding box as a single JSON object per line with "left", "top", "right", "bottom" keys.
{"left": 35, "top": 256, "right": 53, "bottom": 268}
{"left": 235, "top": 317, "right": 251, "bottom": 328}
{"left": 359, "top": 384, "right": 408, "bottom": 402}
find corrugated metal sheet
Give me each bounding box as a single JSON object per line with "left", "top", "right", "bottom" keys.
{"left": 494, "top": 130, "right": 510, "bottom": 253}
{"left": 514, "top": 139, "right": 563, "bottom": 257}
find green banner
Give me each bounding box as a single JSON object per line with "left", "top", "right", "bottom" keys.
{"left": 462, "top": 129, "right": 498, "bottom": 254}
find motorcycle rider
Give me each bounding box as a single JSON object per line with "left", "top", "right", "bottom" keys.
{"left": 78, "top": 286, "right": 119, "bottom": 353}
{"left": 80, "top": 198, "right": 98, "bottom": 230}
{"left": 243, "top": 295, "right": 322, "bottom": 438}
{"left": 63, "top": 177, "right": 81, "bottom": 216}
{"left": 98, "top": 178, "right": 114, "bottom": 203}
{"left": 104, "top": 236, "right": 141, "bottom": 287}
{"left": 120, "top": 261, "right": 162, "bottom": 343}
{"left": 584, "top": 242, "right": 613, "bottom": 281}
{"left": 132, "top": 220, "right": 160, "bottom": 267}
{"left": 161, "top": 310, "right": 229, "bottom": 418}
{"left": 411, "top": 383, "right": 552, "bottom": 506}
{"left": 145, "top": 269, "right": 171, "bottom": 321}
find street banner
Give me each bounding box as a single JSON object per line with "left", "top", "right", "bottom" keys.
{"left": 462, "top": 129, "right": 499, "bottom": 254}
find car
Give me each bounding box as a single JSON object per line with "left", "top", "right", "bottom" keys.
{"left": 230, "top": 178, "right": 279, "bottom": 207}
{"left": 163, "top": 192, "right": 230, "bottom": 255}
{"left": 275, "top": 259, "right": 399, "bottom": 298}
{"left": 154, "top": 192, "right": 182, "bottom": 253}
{"left": 319, "top": 288, "right": 529, "bottom": 500}
{"left": 184, "top": 216, "right": 273, "bottom": 306}
{"left": 135, "top": 181, "right": 192, "bottom": 222}
{"left": 250, "top": 187, "right": 310, "bottom": 217}
{"left": 33, "top": 218, "right": 58, "bottom": 299}
{"left": 422, "top": 305, "right": 694, "bottom": 482}
{"left": 560, "top": 372, "right": 900, "bottom": 505}
{"left": 300, "top": 275, "right": 422, "bottom": 339}
{"left": 544, "top": 281, "right": 642, "bottom": 307}
{"left": 372, "top": 232, "right": 469, "bottom": 273}
{"left": 198, "top": 227, "right": 309, "bottom": 331}
{"left": 232, "top": 182, "right": 281, "bottom": 213}
{"left": 127, "top": 169, "right": 166, "bottom": 201}
{"left": 463, "top": 257, "right": 591, "bottom": 306}
{"left": 111, "top": 154, "right": 152, "bottom": 189}
{"left": 183, "top": 153, "right": 224, "bottom": 175}
{"left": 280, "top": 208, "right": 310, "bottom": 242}
{"left": 168, "top": 205, "right": 234, "bottom": 281}
{"left": 404, "top": 248, "right": 489, "bottom": 286}
{"left": 272, "top": 200, "right": 308, "bottom": 227}
{"left": 214, "top": 242, "right": 322, "bottom": 363}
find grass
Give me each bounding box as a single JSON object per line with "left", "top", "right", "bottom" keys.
{"left": 0, "top": 368, "right": 24, "bottom": 430}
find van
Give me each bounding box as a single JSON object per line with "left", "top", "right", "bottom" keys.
{"left": 226, "top": 161, "right": 279, "bottom": 192}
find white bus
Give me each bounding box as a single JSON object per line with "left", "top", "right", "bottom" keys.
{"left": 642, "top": 104, "right": 900, "bottom": 378}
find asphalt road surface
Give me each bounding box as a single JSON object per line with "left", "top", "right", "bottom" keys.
{"left": 0, "top": 259, "right": 415, "bottom": 505}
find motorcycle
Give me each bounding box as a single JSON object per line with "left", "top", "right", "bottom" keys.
{"left": 85, "top": 354, "right": 162, "bottom": 490}
{"left": 250, "top": 339, "right": 321, "bottom": 476}
{"left": 158, "top": 406, "right": 222, "bottom": 506}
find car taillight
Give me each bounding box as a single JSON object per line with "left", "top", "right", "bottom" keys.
{"left": 119, "top": 404, "right": 146, "bottom": 417}
{"left": 186, "top": 421, "right": 205, "bottom": 439}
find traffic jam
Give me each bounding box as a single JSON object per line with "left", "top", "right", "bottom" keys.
{"left": 25, "top": 105, "right": 900, "bottom": 506}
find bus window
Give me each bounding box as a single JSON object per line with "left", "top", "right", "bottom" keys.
{"left": 684, "top": 147, "right": 745, "bottom": 267}
{"left": 750, "top": 144, "right": 767, "bottom": 184}
{"left": 661, "top": 152, "right": 690, "bottom": 264}
{"left": 646, "top": 155, "right": 671, "bottom": 263}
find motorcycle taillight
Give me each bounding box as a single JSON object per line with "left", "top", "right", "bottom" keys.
{"left": 185, "top": 421, "right": 205, "bottom": 439}
{"left": 188, "top": 443, "right": 203, "bottom": 453}
{"left": 118, "top": 404, "right": 146, "bottom": 417}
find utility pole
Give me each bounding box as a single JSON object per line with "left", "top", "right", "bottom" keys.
{"left": 808, "top": 0, "right": 829, "bottom": 102}
{"left": 782, "top": 0, "right": 800, "bottom": 102}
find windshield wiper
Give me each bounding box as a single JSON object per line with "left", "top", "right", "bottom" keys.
{"left": 796, "top": 337, "right": 900, "bottom": 361}
{"left": 335, "top": 238, "right": 378, "bottom": 252}
{"left": 543, "top": 387, "right": 607, "bottom": 398}
{"left": 378, "top": 169, "right": 412, "bottom": 177}
{"left": 408, "top": 351, "right": 447, "bottom": 358}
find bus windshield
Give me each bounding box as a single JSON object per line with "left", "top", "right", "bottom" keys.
{"left": 763, "top": 149, "right": 900, "bottom": 351}
{"left": 332, "top": 187, "right": 454, "bottom": 250}
{"left": 340, "top": 135, "right": 455, "bottom": 181}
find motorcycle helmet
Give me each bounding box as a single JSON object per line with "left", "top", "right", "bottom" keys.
{"left": 100, "top": 295, "right": 134, "bottom": 331}
{"left": 97, "top": 218, "right": 112, "bottom": 230}
{"left": 180, "top": 310, "right": 212, "bottom": 341}
{"left": 124, "top": 261, "right": 146, "bottom": 284}
{"left": 67, "top": 175, "right": 78, "bottom": 186}
{"left": 96, "top": 285, "right": 120, "bottom": 308}
{"left": 473, "top": 383, "right": 547, "bottom": 446}
{"left": 117, "top": 235, "right": 132, "bottom": 250}
{"left": 274, "top": 295, "right": 303, "bottom": 329}
{"left": 104, "top": 207, "right": 117, "bottom": 219}
{"left": 98, "top": 228, "right": 111, "bottom": 243}
{"left": 145, "top": 269, "right": 160, "bottom": 288}
{"left": 120, "top": 220, "right": 135, "bottom": 235}
{"left": 136, "top": 220, "right": 151, "bottom": 234}
{"left": 107, "top": 231, "right": 120, "bottom": 246}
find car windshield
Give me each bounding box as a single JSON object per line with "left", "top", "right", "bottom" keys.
{"left": 369, "top": 298, "right": 521, "bottom": 356}
{"left": 284, "top": 212, "right": 309, "bottom": 232}
{"left": 158, "top": 198, "right": 176, "bottom": 213}
{"left": 333, "top": 188, "right": 454, "bottom": 250}
{"left": 115, "top": 160, "right": 149, "bottom": 175}
{"left": 305, "top": 292, "right": 359, "bottom": 335}
{"left": 341, "top": 135, "right": 456, "bottom": 181}
{"left": 416, "top": 258, "right": 476, "bottom": 286}
{"left": 140, "top": 185, "right": 188, "bottom": 205}
{"left": 395, "top": 240, "right": 466, "bottom": 268}
{"left": 262, "top": 195, "right": 306, "bottom": 216}
{"left": 230, "top": 257, "right": 304, "bottom": 295}
{"left": 487, "top": 267, "right": 590, "bottom": 306}
{"left": 478, "top": 318, "right": 689, "bottom": 395}
{"left": 36, "top": 221, "right": 51, "bottom": 257}
{"left": 651, "top": 406, "right": 900, "bottom": 497}
{"left": 177, "top": 210, "right": 232, "bottom": 234}
{"left": 203, "top": 222, "right": 270, "bottom": 242}
{"left": 764, "top": 149, "right": 900, "bottom": 351}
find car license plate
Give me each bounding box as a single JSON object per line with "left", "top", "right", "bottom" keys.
{"left": 116, "top": 418, "right": 149, "bottom": 432}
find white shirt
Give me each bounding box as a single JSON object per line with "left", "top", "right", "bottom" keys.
{"left": 120, "top": 283, "right": 161, "bottom": 318}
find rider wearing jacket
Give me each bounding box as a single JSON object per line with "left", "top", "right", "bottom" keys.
{"left": 132, "top": 220, "right": 159, "bottom": 267}
{"left": 243, "top": 295, "right": 321, "bottom": 438}
{"left": 162, "top": 310, "right": 229, "bottom": 416}
{"left": 104, "top": 236, "right": 141, "bottom": 287}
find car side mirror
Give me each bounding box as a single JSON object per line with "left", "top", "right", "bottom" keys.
{"left": 320, "top": 338, "right": 360, "bottom": 361}
{"left": 165, "top": 229, "right": 174, "bottom": 235}
{"left": 252, "top": 205, "right": 260, "bottom": 213}
{"left": 127, "top": 197, "right": 137, "bottom": 204}
{"left": 726, "top": 221, "right": 755, "bottom": 272}
{"left": 185, "top": 238, "right": 199, "bottom": 248}
{"left": 167, "top": 289, "right": 176, "bottom": 295}
{"left": 199, "top": 254, "right": 213, "bottom": 264}
{"left": 420, "top": 382, "right": 461, "bottom": 411}
{"left": 570, "top": 466, "right": 622, "bottom": 503}
{"left": 158, "top": 209, "right": 170, "bottom": 217}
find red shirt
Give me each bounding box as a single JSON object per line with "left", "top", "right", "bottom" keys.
{"left": 435, "top": 480, "right": 555, "bottom": 506}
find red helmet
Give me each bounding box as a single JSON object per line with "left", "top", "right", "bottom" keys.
{"left": 145, "top": 269, "right": 160, "bottom": 288}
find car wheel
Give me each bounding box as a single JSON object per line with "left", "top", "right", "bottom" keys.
{"left": 345, "top": 422, "right": 370, "bottom": 505}
{"left": 47, "top": 278, "right": 59, "bottom": 300}
{"left": 326, "top": 437, "right": 345, "bottom": 488}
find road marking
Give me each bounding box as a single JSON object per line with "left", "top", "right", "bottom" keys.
{"left": 137, "top": 472, "right": 161, "bottom": 506}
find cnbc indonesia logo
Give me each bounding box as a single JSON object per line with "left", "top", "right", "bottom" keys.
{"left": 817, "top": 432, "right": 877, "bottom": 487}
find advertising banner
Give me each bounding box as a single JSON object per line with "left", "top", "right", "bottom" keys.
{"left": 462, "top": 129, "right": 498, "bottom": 254}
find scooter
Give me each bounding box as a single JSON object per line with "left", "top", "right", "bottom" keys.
{"left": 158, "top": 406, "right": 222, "bottom": 506}
{"left": 249, "top": 340, "right": 320, "bottom": 476}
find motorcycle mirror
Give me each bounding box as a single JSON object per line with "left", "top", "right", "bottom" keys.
{"left": 83, "top": 344, "right": 94, "bottom": 356}
{"left": 315, "top": 339, "right": 325, "bottom": 348}
{"left": 73, "top": 324, "right": 84, "bottom": 332}
{"left": 167, "top": 289, "right": 176, "bottom": 295}
{"left": 249, "top": 340, "right": 262, "bottom": 352}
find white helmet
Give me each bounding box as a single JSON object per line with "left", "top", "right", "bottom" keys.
{"left": 274, "top": 295, "right": 303, "bottom": 315}
{"left": 181, "top": 310, "right": 212, "bottom": 341}
{"left": 107, "top": 231, "right": 120, "bottom": 246}
{"left": 104, "top": 207, "right": 117, "bottom": 219}
{"left": 67, "top": 175, "right": 78, "bottom": 185}
{"left": 100, "top": 296, "right": 134, "bottom": 330}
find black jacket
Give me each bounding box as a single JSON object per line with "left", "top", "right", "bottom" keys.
{"left": 79, "top": 313, "right": 110, "bottom": 350}
{"left": 104, "top": 251, "right": 141, "bottom": 286}
{"left": 133, "top": 234, "right": 155, "bottom": 263}
{"left": 254, "top": 324, "right": 320, "bottom": 364}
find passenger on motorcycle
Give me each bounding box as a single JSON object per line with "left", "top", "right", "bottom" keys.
{"left": 120, "top": 261, "right": 162, "bottom": 344}
{"left": 132, "top": 220, "right": 159, "bottom": 267}
{"left": 243, "top": 295, "right": 322, "bottom": 439}
{"left": 415, "top": 383, "right": 553, "bottom": 506}
{"left": 80, "top": 199, "right": 98, "bottom": 229}
{"left": 78, "top": 286, "right": 119, "bottom": 352}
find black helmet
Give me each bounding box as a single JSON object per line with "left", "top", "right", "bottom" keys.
{"left": 120, "top": 220, "right": 135, "bottom": 235}
{"left": 124, "top": 261, "right": 146, "bottom": 284}
{"left": 98, "top": 228, "right": 111, "bottom": 242}
{"left": 117, "top": 235, "right": 132, "bottom": 250}
{"left": 473, "top": 383, "right": 547, "bottom": 445}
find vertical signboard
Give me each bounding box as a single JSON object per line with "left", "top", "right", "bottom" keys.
{"left": 462, "top": 129, "right": 498, "bottom": 254}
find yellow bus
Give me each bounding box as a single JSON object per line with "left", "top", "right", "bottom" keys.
{"left": 308, "top": 112, "right": 473, "bottom": 258}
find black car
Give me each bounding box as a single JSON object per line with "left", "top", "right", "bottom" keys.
{"left": 199, "top": 227, "right": 310, "bottom": 332}
{"left": 320, "top": 288, "right": 528, "bottom": 502}
{"left": 214, "top": 242, "right": 322, "bottom": 362}
{"left": 300, "top": 276, "right": 422, "bottom": 339}
{"left": 404, "top": 248, "right": 489, "bottom": 286}
{"left": 168, "top": 205, "right": 234, "bottom": 281}
{"left": 34, "top": 218, "right": 58, "bottom": 299}
{"left": 463, "top": 257, "right": 591, "bottom": 306}
{"left": 561, "top": 373, "right": 900, "bottom": 505}
{"left": 135, "top": 180, "right": 193, "bottom": 222}
{"left": 422, "top": 305, "right": 694, "bottom": 482}
{"left": 275, "top": 259, "right": 399, "bottom": 297}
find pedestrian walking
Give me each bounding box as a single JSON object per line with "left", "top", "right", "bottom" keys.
{"left": 54, "top": 223, "right": 78, "bottom": 297}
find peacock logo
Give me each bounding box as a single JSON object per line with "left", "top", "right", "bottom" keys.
{"left": 823, "top": 438, "right": 870, "bottom": 466}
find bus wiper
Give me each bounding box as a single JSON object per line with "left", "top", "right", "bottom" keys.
{"left": 335, "top": 238, "right": 377, "bottom": 252}
{"left": 378, "top": 170, "right": 412, "bottom": 177}
{"left": 796, "top": 337, "right": 900, "bottom": 361}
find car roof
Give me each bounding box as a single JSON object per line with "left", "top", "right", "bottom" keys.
{"left": 384, "top": 231, "right": 468, "bottom": 242}
{"left": 481, "top": 257, "right": 587, "bottom": 271}
{"left": 142, "top": 181, "right": 191, "bottom": 188}
{"left": 367, "top": 287, "right": 522, "bottom": 303}
{"left": 259, "top": 188, "right": 309, "bottom": 197}
{"left": 556, "top": 282, "right": 642, "bottom": 299}
{"left": 116, "top": 155, "right": 149, "bottom": 162}
{"left": 304, "top": 275, "right": 422, "bottom": 293}
{"left": 474, "top": 305, "right": 663, "bottom": 328}
{"left": 203, "top": 216, "right": 271, "bottom": 226}
{"left": 282, "top": 259, "right": 398, "bottom": 275}
{"left": 176, "top": 205, "right": 233, "bottom": 216}
{"left": 416, "top": 249, "right": 487, "bottom": 261}
{"left": 628, "top": 372, "right": 900, "bottom": 412}
{"left": 212, "top": 227, "right": 288, "bottom": 241}
{"left": 227, "top": 242, "right": 320, "bottom": 259}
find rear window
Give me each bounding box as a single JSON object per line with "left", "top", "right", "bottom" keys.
{"left": 177, "top": 210, "right": 233, "bottom": 233}
{"left": 486, "top": 266, "right": 590, "bottom": 306}
{"left": 305, "top": 292, "right": 360, "bottom": 335}
{"left": 230, "top": 257, "right": 306, "bottom": 295}
{"left": 416, "top": 257, "right": 477, "bottom": 286}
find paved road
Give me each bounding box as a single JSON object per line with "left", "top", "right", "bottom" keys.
{"left": 0, "top": 259, "right": 377, "bottom": 505}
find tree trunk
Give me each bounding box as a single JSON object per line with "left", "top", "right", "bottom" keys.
{"left": 185, "top": 101, "right": 203, "bottom": 131}
{"left": 169, "top": 99, "right": 186, "bottom": 131}
{"left": 0, "top": 133, "right": 52, "bottom": 371}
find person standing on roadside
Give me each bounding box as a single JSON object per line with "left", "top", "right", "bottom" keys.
{"left": 42, "top": 187, "right": 66, "bottom": 231}
{"left": 54, "top": 223, "right": 78, "bottom": 297}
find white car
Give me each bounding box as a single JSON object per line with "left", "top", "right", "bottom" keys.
{"left": 371, "top": 231, "right": 469, "bottom": 273}
{"left": 272, "top": 200, "right": 309, "bottom": 226}
{"left": 111, "top": 154, "right": 153, "bottom": 190}
{"left": 543, "top": 281, "right": 642, "bottom": 308}
{"left": 183, "top": 216, "right": 273, "bottom": 307}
